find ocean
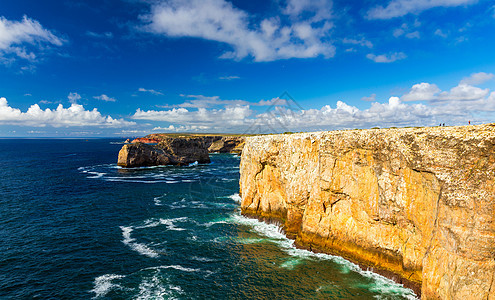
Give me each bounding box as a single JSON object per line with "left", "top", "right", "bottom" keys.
{"left": 0, "top": 139, "right": 418, "bottom": 299}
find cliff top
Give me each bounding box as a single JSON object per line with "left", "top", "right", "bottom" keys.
{"left": 245, "top": 123, "right": 495, "bottom": 142}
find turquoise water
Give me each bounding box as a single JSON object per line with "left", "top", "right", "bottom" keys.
{"left": 0, "top": 139, "right": 418, "bottom": 299}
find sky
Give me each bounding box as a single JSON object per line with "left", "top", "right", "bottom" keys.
{"left": 1, "top": 0, "right": 495, "bottom": 137}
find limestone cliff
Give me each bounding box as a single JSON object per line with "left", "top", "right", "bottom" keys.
{"left": 240, "top": 124, "right": 495, "bottom": 299}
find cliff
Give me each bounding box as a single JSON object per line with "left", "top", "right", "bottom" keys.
{"left": 239, "top": 124, "right": 495, "bottom": 299}
{"left": 117, "top": 137, "right": 210, "bottom": 167}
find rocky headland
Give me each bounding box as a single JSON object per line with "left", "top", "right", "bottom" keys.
{"left": 117, "top": 134, "right": 245, "bottom": 167}
{"left": 239, "top": 124, "right": 495, "bottom": 299}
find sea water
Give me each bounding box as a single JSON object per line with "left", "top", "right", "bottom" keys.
{"left": 0, "top": 139, "right": 418, "bottom": 299}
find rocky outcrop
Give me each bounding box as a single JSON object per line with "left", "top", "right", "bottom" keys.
{"left": 240, "top": 124, "right": 495, "bottom": 299}
{"left": 208, "top": 136, "right": 245, "bottom": 154}
{"left": 118, "top": 134, "right": 246, "bottom": 167}
{"left": 117, "top": 137, "right": 210, "bottom": 167}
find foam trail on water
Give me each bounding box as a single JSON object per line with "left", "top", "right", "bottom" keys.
{"left": 120, "top": 226, "right": 159, "bottom": 258}
{"left": 229, "top": 212, "right": 418, "bottom": 300}
{"left": 91, "top": 274, "right": 125, "bottom": 298}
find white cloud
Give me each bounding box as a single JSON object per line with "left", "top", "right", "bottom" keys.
{"left": 0, "top": 15, "right": 64, "bottom": 62}
{"left": 152, "top": 125, "right": 210, "bottom": 132}
{"left": 401, "top": 83, "right": 441, "bottom": 101}
{"left": 68, "top": 92, "right": 81, "bottom": 104}
{"left": 142, "top": 0, "right": 335, "bottom": 62}
{"left": 459, "top": 72, "right": 494, "bottom": 85}
{"left": 133, "top": 106, "right": 252, "bottom": 129}
{"left": 406, "top": 31, "right": 420, "bottom": 39}
{"left": 438, "top": 84, "right": 489, "bottom": 101}
{"left": 401, "top": 78, "right": 490, "bottom": 102}
{"left": 342, "top": 37, "right": 373, "bottom": 48}
{"left": 219, "top": 75, "right": 240, "bottom": 80}
{"left": 256, "top": 97, "right": 289, "bottom": 106}
{"left": 366, "top": 52, "right": 406, "bottom": 63}
{"left": 434, "top": 29, "right": 448, "bottom": 38}
{"left": 367, "top": 0, "right": 479, "bottom": 19}
{"left": 361, "top": 93, "right": 376, "bottom": 101}
{"left": 86, "top": 31, "right": 113, "bottom": 39}
{"left": 0, "top": 97, "right": 135, "bottom": 127}
{"left": 136, "top": 71, "right": 495, "bottom": 132}
{"left": 138, "top": 88, "right": 163, "bottom": 95}
{"left": 93, "top": 94, "right": 116, "bottom": 102}
{"left": 283, "top": 0, "right": 333, "bottom": 22}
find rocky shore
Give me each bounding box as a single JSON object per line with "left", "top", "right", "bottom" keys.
{"left": 239, "top": 124, "right": 495, "bottom": 299}
{"left": 117, "top": 134, "right": 245, "bottom": 167}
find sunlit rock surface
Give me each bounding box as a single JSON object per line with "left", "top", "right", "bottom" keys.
{"left": 240, "top": 124, "right": 495, "bottom": 299}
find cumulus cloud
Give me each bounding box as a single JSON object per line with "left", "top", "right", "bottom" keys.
{"left": 133, "top": 106, "right": 252, "bottom": 129}
{"left": 367, "top": 0, "right": 479, "bottom": 19}
{"left": 0, "top": 97, "right": 135, "bottom": 127}
{"left": 93, "top": 94, "right": 116, "bottom": 102}
{"left": 401, "top": 83, "right": 441, "bottom": 101}
{"left": 134, "top": 71, "right": 495, "bottom": 132}
{"left": 437, "top": 84, "right": 489, "bottom": 101}
{"left": 141, "top": 0, "right": 335, "bottom": 61}
{"left": 0, "top": 15, "right": 64, "bottom": 62}
{"left": 138, "top": 88, "right": 163, "bottom": 95}
{"left": 366, "top": 52, "right": 406, "bottom": 63}
{"left": 459, "top": 72, "right": 494, "bottom": 85}
{"left": 68, "top": 92, "right": 81, "bottom": 104}
{"left": 401, "top": 78, "right": 490, "bottom": 102}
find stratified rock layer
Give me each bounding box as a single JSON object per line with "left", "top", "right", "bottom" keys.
{"left": 239, "top": 125, "right": 495, "bottom": 299}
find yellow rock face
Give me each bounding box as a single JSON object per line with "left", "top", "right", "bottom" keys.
{"left": 240, "top": 124, "right": 495, "bottom": 299}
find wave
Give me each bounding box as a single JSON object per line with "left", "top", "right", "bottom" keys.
{"left": 227, "top": 193, "right": 242, "bottom": 203}
{"left": 120, "top": 226, "right": 160, "bottom": 258}
{"left": 135, "top": 272, "right": 183, "bottom": 300}
{"left": 229, "top": 213, "right": 418, "bottom": 300}
{"left": 91, "top": 274, "right": 125, "bottom": 298}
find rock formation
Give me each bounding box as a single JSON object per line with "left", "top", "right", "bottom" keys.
{"left": 117, "top": 137, "right": 210, "bottom": 167}
{"left": 239, "top": 124, "right": 495, "bottom": 299}
{"left": 117, "top": 135, "right": 246, "bottom": 167}
{"left": 208, "top": 136, "right": 245, "bottom": 154}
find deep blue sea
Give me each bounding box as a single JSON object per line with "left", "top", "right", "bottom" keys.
{"left": 0, "top": 139, "right": 418, "bottom": 299}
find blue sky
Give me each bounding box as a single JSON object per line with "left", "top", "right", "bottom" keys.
{"left": 1, "top": 0, "right": 495, "bottom": 137}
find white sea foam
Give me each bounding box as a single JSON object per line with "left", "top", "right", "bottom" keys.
{"left": 91, "top": 274, "right": 125, "bottom": 298}
{"left": 228, "top": 193, "right": 242, "bottom": 203}
{"left": 153, "top": 195, "right": 164, "bottom": 206}
{"left": 229, "top": 213, "right": 418, "bottom": 299}
{"left": 87, "top": 172, "right": 106, "bottom": 179}
{"left": 120, "top": 226, "right": 160, "bottom": 258}
{"left": 159, "top": 217, "right": 187, "bottom": 231}
{"left": 135, "top": 273, "right": 183, "bottom": 300}
{"left": 188, "top": 161, "right": 199, "bottom": 167}
{"left": 146, "top": 265, "right": 201, "bottom": 273}
{"left": 190, "top": 256, "right": 216, "bottom": 262}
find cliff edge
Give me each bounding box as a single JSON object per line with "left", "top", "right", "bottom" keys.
{"left": 239, "top": 124, "right": 495, "bottom": 299}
